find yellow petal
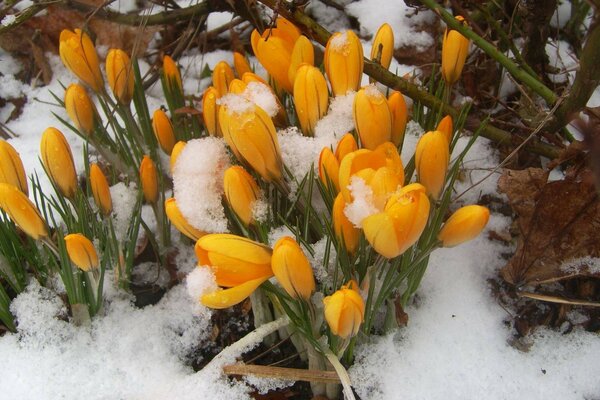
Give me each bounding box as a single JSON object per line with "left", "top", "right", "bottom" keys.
{"left": 170, "top": 141, "right": 186, "bottom": 174}
{"left": 293, "top": 64, "right": 329, "bottom": 137}
{"left": 165, "top": 197, "right": 206, "bottom": 241}
{"left": 325, "top": 30, "right": 364, "bottom": 96}
{"left": 335, "top": 133, "right": 358, "bottom": 162}
{"left": 223, "top": 165, "right": 260, "bottom": 226}
{"left": 202, "top": 86, "right": 220, "bottom": 137}
{"left": 353, "top": 85, "right": 392, "bottom": 150}
{"left": 233, "top": 51, "right": 252, "bottom": 78}
{"left": 436, "top": 115, "right": 453, "bottom": 144}
{"left": 90, "top": 163, "right": 112, "bottom": 216}
{"left": 40, "top": 127, "right": 77, "bottom": 199}
{"left": 288, "top": 36, "right": 315, "bottom": 85}
{"left": 152, "top": 109, "right": 176, "bottom": 155}
{"left": 318, "top": 147, "right": 340, "bottom": 193}
{"left": 0, "top": 139, "right": 28, "bottom": 195}
{"left": 59, "top": 29, "right": 104, "bottom": 92}
{"left": 370, "top": 23, "right": 394, "bottom": 69}
{"left": 271, "top": 237, "right": 315, "bottom": 300}
{"left": 212, "top": 61, "right": 235, "bottom": 98}
{"left": 438, "top": 205, "right": 489, "bottom": 247}
{"left": 333, "top": 193, "right": 359, "bottom": 254}
{"left": 64, "top": 233, "right": 99, "bottom": 271}
{"left": 64, "top": 83, "right": 96, "bottom": 135}
{"left": 139, "top": 155, "right": 158, "bottom": 204}
{"left": 0, "top": 183, "right": 47, "bottom": 240}
{"left": 441, "top": 16, "right": 470, "bottom": 85}
{"left": 162, "top": 55, "right": 183, "bottom": 93}
{"left": 362, "top": 211, "right": 402, "bottom": 258}
{"left": 415, "top": 130, "right": 449, "bottom": 199}
{"left": 388, "top": 91, "right": 407, "bottom": 147}
{"left": 201, "top": 276, "right": 268, "bottom": 309}
{"left": 106, "top": 48, "right": 134, "bottom": 105}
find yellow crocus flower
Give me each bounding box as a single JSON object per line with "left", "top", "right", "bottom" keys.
{"left": 438, "top": 205, "right": 490, "bottom": 247}
{"left": 40, "top": 127, "right": 78, "bottom": 199}
{"left": 0, "top": 183, "right": 47, "bottom": 240}
{"left": 59, "top": 28, "right": 104, "bottom": 92}
{"left": 0, "top": 139, "right": 28, "bottom": 195}
{"left": 64, "top": 233, "right": 99, "bottom": 271}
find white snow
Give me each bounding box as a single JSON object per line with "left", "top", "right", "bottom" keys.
{"left": 345, "top": 176, "right": 378, "bottom": 227}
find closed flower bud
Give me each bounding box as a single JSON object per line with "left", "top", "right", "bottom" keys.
{"left": 64, "top": 233, "right": 99, "bottom": 271}
{"left": 333, "top": 193, "right": 359, "bottom": 254}
{"left": 438, "top": 205, "right": 489, "bottom": 247}
{"left": 223, "top": 166, "right": 260, "bottom": 226}
{"left": 195, "top": 234, "right": 273, "bottom": 287}
{"left": 162, "top": 55, "right": 183, "bottom": 93}
{"left": 271, "top": 237, "right": 315, "bottom": 300}
{"left": 325, "top": 30, "right": 364, "bottom": 96}
{"left": 202, "top": 86, "right": 220, "bottom": 137}
{"left": 170, "top": 141, "right": 186, "bottom": 174}
{"left": 139, "top": 155, "right": 158, "bottom": 204}
{"left": 334, "top": 133, "right": 358, "bottom": 162}
{"left": 362, "top": 184, "right": 430, "bottom": 258}
{"left": 202, "top": 276, "right": 269, "bottom": 309}
{"left": 294, "top": 64, "right": 328, "bottom": 137}
{"left": 441, "top": 16, "right": 470, "bottom": 85}
{"left": 288, "top": 35, "right": 315, "bottom": 85}
{"left": 370, "top": 23, "right": 394, "bottom": 69}
{"left": 233, "top": 52, "right": 252, "bottom": 78}
{"left": 353, "top": 85, "right": 392, "bottom": 150}
{"left": 0, "top": 139, "right": 28, "bottom": 195}
{"left": 40, "top": 127, "right": 78, "bottom": 199}
{"left": 388, "top": 91, "right": 407, "bottom": 147}
{"left": 323, "top": 282, "right": 365, "bottom": 338}
{"left": 212, "top": 61, "right": 235, "bottom": 98}
{"left": 318, "top": 147, "right": 340, "bottom": 192}
{"left": 0, "top": 183, "right": 47, "bottom": 240}
{"left": 228, "top": 79, "right": 247, "bottom": 94}
{"left": 165, "top": 198, "right": 205, "bottom": 241}
{"left": 219, "top": 103, "right": 283, "bottom": 183}
{"left": 436, "top": 115, "right": 453, "bottom": 144}
{"left": 64, "top": 83, "right": 96, "bottom": 135}
{"left": 152, "top": 109, "right": 176, "bottom": 155}
{"left": 89, "top": 163, "right": 112, "bottom": 216}
{"left": 106, "top": 49, "right": 134, "bottom": 105}
{"left": 415, "top": 130, "right": 450, "bottom": 200}
{"left": 59, "top": 29, "right": 104, "bottom": 92}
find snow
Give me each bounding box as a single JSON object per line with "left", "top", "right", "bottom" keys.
{"left": 345, "top": 176, "right": 378, "bottom": 227}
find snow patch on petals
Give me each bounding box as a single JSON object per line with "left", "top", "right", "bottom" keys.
{"left": 345, "top": 176, "right": 378, "bottom": 228}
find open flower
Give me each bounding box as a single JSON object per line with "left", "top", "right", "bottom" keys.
{"left": 415, "top": 130, "right": 449, "bottom": 200}
{"left": 441, "top": 16, "right": 470, "bottom": 85}
{"left": 438, "top": 205, "right": 489, "bottom": 247}
{"left": 152, "top": 109, "right": 176, "bottom": 155}
{"left": 165, "top": 198, "right": 205, "bottom": 241}
{"left": 0, "top": 139, "right": 28, "bottom": 195}
{"left": 353, "top": 85, "right": 392, "bottom": 150}
{"left": 323, "top": 281, "right": 365, "bottom": 338}
{"left": 64, "top": 233, "right": 99, "bottom": 271}
{"left": 370, "top": 23, "right": 394, "bottom": 69}
{"left": 64, "top": 83, "right": 96, "bottom": 136}
{"left": 106, "top": 49, "right": 135, "bottom": 105}
{"left": 293, "top": 64, "right": 328, "bottom": 137}
{"left": 40, "top": 127, "right": 78, "bottom": 199}
{"left": 89, "top": 163, "right": 112, "bottom": 216}
{"left": 271, "top": 237, "right": 315, "bottom": 300}
{"left": 59, "top": 29, "right": 104, "bottom": 92}
{"left": 223, "top": 166, "right": 261, "bottom": 226}
{"left": 324, "top": 30, "right": 363, "bottom": 96}
{"left": 0, "top": 183, "right": 47, "bottom": 240}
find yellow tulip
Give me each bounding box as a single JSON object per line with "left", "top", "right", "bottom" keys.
{"left": 89, "top": 163, "right": 112, "bottom": 216}
{"left": 293, "top": 64, "right": 329, "bottom": 137}
{"left": 162, "top": 55, "right": 183, "bottom": 93}
{"left": 271, "top": 236, "right": 315, "bottom": 300}
{"left": 202, "top": 86, "right": 220, "bottom": 137}
{"left": 228, "top": 79, "right": 247, "bottom": 94}
{"left": 0, "top": 139, "right": 28, "bottom": 195}
{"left": 40, "top": 127, "right": 78, "bottom": 199}
{"left": 170, "top": 141, "right": 186, "bottom": 174}
{"left": 318, "top": 147, "right": 340, "bottom": 193}
{"left": 441, "top": 16, "right": 470, "bottom": 85}
{"left": 64, "top": 83, "right": 96, "bottom": 135}
{"left": 59, "top": 29, "right": 104, "bottom": 92}
{"left": 370, "top": 23, "right": 394, "bottom": 69}
{"left": 106, "top": 49, "right": 135, "bottom": 105}
{"left": 353, "top": 85, "right": 392, "bottom": 150}
{"left": 333, "top": 193, "right": 359, "bottom": 254}
{"left": 415, "top": 130, "right": 450, "bottom": 200}
{"left": 139, "top": 155, "right": 158, "bottom": 204}
{"left": 223, "top": 166, "right": 260, "bottom": 226}
{"left": 202, "top": 276, "right": 269, "bottom": 309}
{"left": 362, "top": 184, "right": 430, "bottom": 258}
{"left": 0, "top": 183, "right": 47, "bottom": 240}
{"left": 233, "top": 51, "right": 252, "bottom": 78}
{"left": 195, "top": 234, "right": 273, "bottom": 287}
{"left": 388, "top": 91, "right": 407, "bottom": 147}
{"left": 438, "top": 205, "right": 489, "bottom": 247}
{"left": 165, "top": 198, "right": 205, "bottom": 241}
{"left": 218, "top": 103, "right": 283, "bottom": 183}
{"left": 212, "top": 61, "right": 235, "bottom": 98}
{"left": 436, "top": 115, "right": 453, "bottom": 144}
{"left": 64, "top": 233, "right": 99, "bottom": 271}
{"left": 288, "top": 35, "right": 315, "bottom": 85}
{"left": 323, "top": 282, "right": 365, "bottom": 338}
{"left": 152, "top": 109, "right": 176, "bottom": 155}
{"left": 324, "top": 30, "right": 364, "bottom": 96}
{"left": 334, "top": 133, "right": 358, "bottom": 162}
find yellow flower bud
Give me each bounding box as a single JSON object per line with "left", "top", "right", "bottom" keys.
{"left": 271, "top": 237, "right": 315, "bottom": 300}
{"left": 441, "top": 16, "right": 470, "bottom": 85}
{"left": 388, "top": 91, "right": 407, "bottom": 147}
{"left": 353, "top": 85, "right": 392, "bottom": 150}
{"left": 323, "top": 282, "right": 365, "bottom": 338}
{"left": 59, "top": 29, "right": 104, "bottom": 92}
{"left": 228, "top": 79, "right": 247, "bottom": 95}
{"left": 438, "top": 205, "right": 489, "bottom": 247}
{"left": 241, "top": 72, "right": 268, "bottom": 86}
{"left": 333, "top": 193, "right": 359, "bottom": 254}
{"left": 324, "top": 30, "right": 364, "bottom": 96}
{"left": 162, "top": 55, "right": 183, "bottom": 93}
{"left": 370, "top": 23, "right": 394, "bottom": 69}
{"left": 64, "top": 83, "right": 96, "bottom": 135}
{"left": 202, "top": 276, "right": 269, "bottom": 309}
{"left": 218, "top": 103, "right": 283, "bottom": 183}
{"left": 139, "top": 155, "right": 158, "bottom": 204}
{"left": 195, "top": 234, "right": 273, "bottom": 287}
{"left": 415, "top": 130, "right": 450, "bottom": 200}
{"left": 436, "top": 115, "right": 453, "bottom": 144}
{"left": 363, "top": 184, "right": 430, "bottom": 258}
{"left": 233, "top": 52, "right": 252, "bottom": 78}
{"left": 212, "top": 61, "right": 235, "bottom": 98}
{"left": 334, "top": 133, "right": 358, "bottom": 162}
{"left": 0, "top": 139, "right": 28, "bottom": 195}
{"left": 40, "top": 127, "right": 78, "bottom": 199}
{"left": 288, "top": 35, "right": 315, "bottom": 85}
{"left": 223, "top": 166, "right": 260, "bottom": 226}
{"left": 152, "top": 109, "right": 176, "bottom": 155}
{"left": 106, "top": 49, "right": 135, "bottom": 105}
{"left": 202, "top": 86, "right": 220, "bottom": 137}
{"left": 170, "top": 141, "right": 186, "bottom": 174}
{"left": 165, "top": 198, "right": 205, "bottom": 241}
{"left": 64, "top": 233, "right": 99, "bottom": 271}
{"left": 318, "top": 147, "right": 340, "bottom": 193}
{"left": 0, "top": 183, "right": 47, "bottom": 240}
{"left": 293, "top": 64, "right": 329, "bottom": 137}
{"left": 89, "top": 163, "right": 112, "bottom": 216}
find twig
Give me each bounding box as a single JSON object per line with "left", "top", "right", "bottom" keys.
{"left": 0, "top": 0, "right": 57, "bottom": 34}
{"left": 519, "top": 291, "right": 600, "bottom": 307}
{"left": 223, "top": 363, "right": 341, "bottom": 383}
